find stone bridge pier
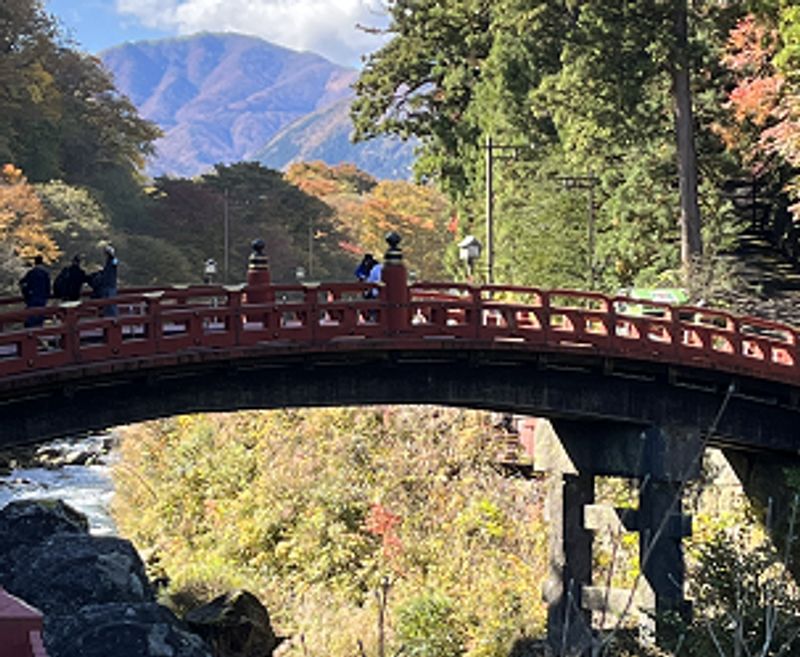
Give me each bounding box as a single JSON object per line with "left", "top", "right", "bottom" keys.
{"left": 535, "top": 419, "right": 699, "bottom": 656}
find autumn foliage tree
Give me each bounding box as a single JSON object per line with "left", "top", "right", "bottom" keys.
{"left": 719, "top": 10, "right": 800, "bottom": 219}
{"left": 286, "top": 161, "right": 457, "bottom": 281}
{"left": 0, "top": 163, "right": 59, "bottom": 293}
{"left": 0, "top": 0, "right": 160, "bottom": 241}
{"left": 0, "top": 163, "right": 54, "bottom": 284}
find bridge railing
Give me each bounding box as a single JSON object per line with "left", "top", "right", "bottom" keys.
{"left": 0, "top": 282, "right": 798, "bottom": 386}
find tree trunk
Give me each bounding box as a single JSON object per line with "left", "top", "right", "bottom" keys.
{"left": 671, "top": 0, "right": 702, "bottom": 272}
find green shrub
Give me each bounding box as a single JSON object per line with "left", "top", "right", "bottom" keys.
{"left": 396, "top": 591, "right": 466, "bottom": 657}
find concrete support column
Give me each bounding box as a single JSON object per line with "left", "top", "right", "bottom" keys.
{"left": 544, "top": 469, "right": 595, "bottom": 656}
{"left": 638, "top": 478, "right": 691, "bottom": 642}
{"left": 536, "top": 419, "right": 698, "bottom": 655}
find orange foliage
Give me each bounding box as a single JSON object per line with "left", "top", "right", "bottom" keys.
{"left": 728, "top": 77, "right": 783, "bottom": 126}
{"left": 0, "top": 164, "right": 59, "bottom": 261}
{"left": 363, "top": 502, "right": 403, "bottom": 563}
{"left": 719, "top": 13, "right": 800, "bottom": 207}
{"left": 722, "top": 15, "right": 779, "bottom": 76}
{"left": 285, "top": 162, "right": 456, "bottom": 280}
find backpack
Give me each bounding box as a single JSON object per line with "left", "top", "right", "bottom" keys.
{"left": 53, "top": 267, "right": 70, "bottom": 299}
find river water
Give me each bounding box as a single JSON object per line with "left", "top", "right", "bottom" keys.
{"left": 0, "top": 434, "right": 118, "bottom": 535}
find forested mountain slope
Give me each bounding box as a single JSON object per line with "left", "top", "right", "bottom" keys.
{"left": 101, "top": 33, "right": 414, "bottom": 179}
{"left": 255, "top": 97, "right": 416, "bottom": 181}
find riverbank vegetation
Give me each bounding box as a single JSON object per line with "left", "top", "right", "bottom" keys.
{"left": 112, "top": 407, "right": 548, "bottom": 657}
{"left": 113, "top": 409, "right": 800, "bottom": 656}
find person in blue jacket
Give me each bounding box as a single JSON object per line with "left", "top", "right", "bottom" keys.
{"left": 354, "top": 253, "right": 377, "bottom": 281}
{"left": 19, "top": 255, "right": 51, "bottom": 327}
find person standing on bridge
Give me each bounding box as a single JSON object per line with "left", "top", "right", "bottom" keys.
{"left": 366, "top": 256, "right": 383, "bottom": 294}
{"left": 364, "top": 256, "right": 383, "bottom": 322}
{"left": 91, "top": 244, "right": 119, "bottom": 317}
{"left": 355, "top": 253, "right": 377, "bottom": 282}
{"left": 53, "top": 254, "right": 88, "bottom": 302}
{"left": 19, "top": 255, "right": 51, "bottom": 328}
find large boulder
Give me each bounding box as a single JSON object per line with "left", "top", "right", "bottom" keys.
{"left": 9, "top": 533, "right": 154, "bottom": 615}
{"left": 0, "top": 499, "right": 214, "bottom": 657}
{"left": 0, "top": 499, "right": 88, "bottom": 550}
{"left": 185, "top": 590, "right": 285, "bottom": 657}
{"left": 46, "top": 602, "right": 212, "bottom": 657}
{"left": 0, "top": 499, "right": 89, "bottom": 584}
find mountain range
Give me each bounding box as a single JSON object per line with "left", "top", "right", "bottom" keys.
{"left": 100, "top": 33, "right": 415, "bottom": 180}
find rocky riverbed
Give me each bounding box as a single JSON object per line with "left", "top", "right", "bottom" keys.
{"left": 0, "top": 435, "right": 285, "bottom": 657}
{"left": 0, "top": 498, "right": 284, "bottom": 657}
{"left": 0, "top": 433, "right": 118, "bottom": 534}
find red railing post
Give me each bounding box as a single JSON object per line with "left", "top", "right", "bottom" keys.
{"left": 61, "top": 302, "right": 81, "bottom": 364}
{"left": 382, "top": 232, "right": 409, "bottom": 335}
{"left": 143, "top": 292, "right": 164, "bottom": 353}
{"left": 304, "top": 285, "right": 319, "bottom": 341}
{"left": 541, "top": 291, "right": 552, "bottom": 346}
{"left": 20, "top": 332, "right": 37, "bottom": 368}
{"left": 226, "top": 288, "right": 244, "bottom": 345}
{"left": 245, "top": 238, "right": 273, "bottom": 305}
{"left": 470, "top": 286, "right": 482, "bottom": 339}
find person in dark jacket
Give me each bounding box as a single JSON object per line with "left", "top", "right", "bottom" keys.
{"left": 90, "top": 245, "right": 119, "bottom": 316}
{"left": 54, "top": 254, "right": 88, "bottom": 301}
{"left": 19, "top": 255, "right": 50, "bottom": 327}
{"left": 354, "top": 253, "right": 377, "bottom": 282}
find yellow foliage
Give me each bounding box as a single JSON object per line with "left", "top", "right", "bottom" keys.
{"left": 113, "top": 407, "right": 548, "bottom": 657}
{"left": 0, "top": 164, "right": 59, "bottom": 262}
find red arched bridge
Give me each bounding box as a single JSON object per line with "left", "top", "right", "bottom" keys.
{"left": 1, "top": 251, "right": 800, "bottom": 452}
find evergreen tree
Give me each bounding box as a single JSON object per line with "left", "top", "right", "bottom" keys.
{"left": 352, "top": 0, "right": 752, "bottom": 290}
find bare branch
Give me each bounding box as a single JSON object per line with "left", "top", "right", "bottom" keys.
{"left": 705, "top": 618, "right": 728, "bottom": 657}
{"left": 775, "top": 624, "right": 800, "bottom": 657}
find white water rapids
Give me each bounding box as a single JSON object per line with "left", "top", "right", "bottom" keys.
{"left": 0, "top": 434, "right": 117, "bottom": 535}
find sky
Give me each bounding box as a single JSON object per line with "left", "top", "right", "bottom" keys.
{"left": 45, "top": 0, "right": 390, "bottom": 68}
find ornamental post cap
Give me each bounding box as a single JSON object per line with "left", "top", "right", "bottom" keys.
{"left": 249, "top": 238, "right": 269, "bottom": 271}
{"left": 384, "top": 231, "right": 403, "bottom": 264}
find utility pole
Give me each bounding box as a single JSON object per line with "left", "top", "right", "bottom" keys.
{"left": 552, "top": 174, "right": 599, "bottom": 289}
{"left": 223, "top": 187, "right": 230, "bottom": 283}
{"left": 308, "top": 223, "right": 313, "bottom": 277}
{"left": 484, "top": 135, "right": 533, "bottom": 285}
{"left": 485, "top": 135, "right": 494, "bottom": 285}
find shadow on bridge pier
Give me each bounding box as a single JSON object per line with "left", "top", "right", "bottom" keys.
{"left": 532, "top": 417, "right": 800, "bottom": 656}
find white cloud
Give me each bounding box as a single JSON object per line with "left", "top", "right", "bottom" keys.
{"left": 115, "top": 0, "right": 389, "bottom": 67}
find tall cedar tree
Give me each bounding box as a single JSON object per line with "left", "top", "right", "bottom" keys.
{"left": 351, "top": 0, "right": 756, "bottom": 284}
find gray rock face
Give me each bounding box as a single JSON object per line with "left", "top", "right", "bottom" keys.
{"left": 9, "top": 533, "right": 154, "bottom": 615}
{"left": 46, "top": 602, "right": 212, "bottom": 657}
{"left": 0, "top": 500, "right": 213, "bottom": 657}
{"left": 0, "top": 499, "right": 88, "bottom": 550}
{"left": 0, "top": 499, "right": 89, "bottom": 583}
{"left": 185, "top": 590, "right": 285, "bottom": 657}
